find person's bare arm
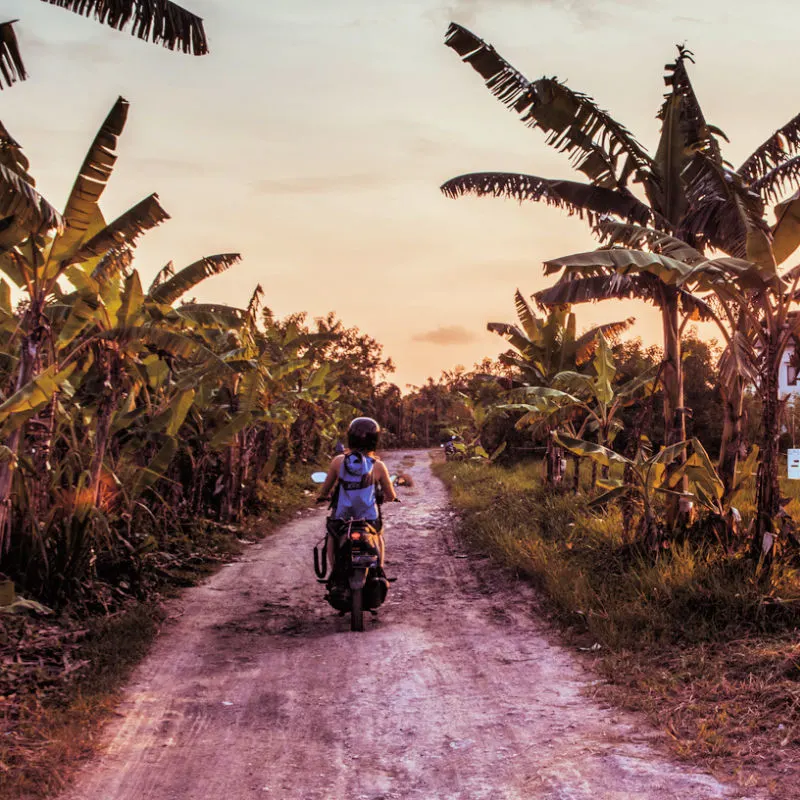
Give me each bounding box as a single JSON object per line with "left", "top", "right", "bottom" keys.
{"left": 318, "top": 455, "right": 343, "bottom": 500}
{"left": 376, "top": 461, "right": 397, "bottom": 502}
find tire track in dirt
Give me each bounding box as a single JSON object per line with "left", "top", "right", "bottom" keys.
{"left": 61, "top": 450, "right": 758, "bottom": 800}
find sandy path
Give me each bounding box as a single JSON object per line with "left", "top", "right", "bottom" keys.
{"left": 61, "top": 450, "right": 755, "bottom": 800}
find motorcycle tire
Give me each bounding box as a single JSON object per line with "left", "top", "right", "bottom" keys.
{"left": 350, "top": 588, "right": 364, "bottom": 632}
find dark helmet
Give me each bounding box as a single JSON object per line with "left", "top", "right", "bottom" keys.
{"left": 347, "top": 417, "right": 381, "bottom": 452}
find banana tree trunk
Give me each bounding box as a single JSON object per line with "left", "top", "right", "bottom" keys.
{"left": 753, "top": 353, "right": 782, "bottom": 564}
{"left": 718, "top": 374, "right": 745, "bottom": 497}
{"left": 545, "top": 439, "right": 565, "bottom": 487}
{"left": 88, "top": 354, "right": 120, "bottom": 507}
{"left": 222, "top": 440, "right": 239, "bottom": 522}
{"left": 89, "top": 401, "right": 117, "bottom": 507}
{"left": 660, "top": 288, "right": 687, "bottom": 526}
{"left": 0, "top": 313, "right": 44, "bottom": 556}
{"left": 30, "top": 398, "right": 57, "bottom": 518}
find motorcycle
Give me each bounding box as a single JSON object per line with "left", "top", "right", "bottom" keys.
{"left": 443, "top": 435, "right": 464, "bottom": 462}
{"left": 311, "top": 471, "right": 399, "bottom": 632}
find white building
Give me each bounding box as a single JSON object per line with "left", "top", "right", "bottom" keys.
{"left": 780, "top": 346, "right": 800, "bottom": 399}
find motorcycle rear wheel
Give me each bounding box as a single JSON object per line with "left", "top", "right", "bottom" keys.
{"left": 350, "top": 588, "right": 364, "bottom": 632}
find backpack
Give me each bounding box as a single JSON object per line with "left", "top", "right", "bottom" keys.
{"left": 333, "top": 452, "right": 378, "bottom": 521}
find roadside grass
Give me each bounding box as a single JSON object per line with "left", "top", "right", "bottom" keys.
{"left": 434, "top": 459, "right": 800, "bottom": 797}
{"left": 0, "top": 470, "right": 315, "bottom": 800}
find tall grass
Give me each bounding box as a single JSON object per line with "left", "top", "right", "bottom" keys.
{"left": 436, "top": 460, "right": 800, "bottom": 650}
{"left": 435, "top": 459, "right": 800, "bottom": 794}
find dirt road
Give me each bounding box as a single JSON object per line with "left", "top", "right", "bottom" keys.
{"left": 62, "top": 451, "right": 754, "bottom": 800}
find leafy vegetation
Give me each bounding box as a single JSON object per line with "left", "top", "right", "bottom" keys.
{"left": 444, "top": 22, "right": 800, "bottom": 565}
{"left": 0, "top": 96, "right": 382, "bottom": 610}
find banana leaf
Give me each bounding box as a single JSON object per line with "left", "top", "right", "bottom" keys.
{"left": 130, "top": 435, "right": 178, "bottom": 499}
{"left": 0, "top": 362, "right": 77, "bottom": 427}
{"left": 553, "top": 433, "right": 631, "bottom": 468}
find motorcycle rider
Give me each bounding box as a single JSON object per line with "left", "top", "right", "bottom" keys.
{"left": 316, "top": 417, "right": 397, "bottom": 572}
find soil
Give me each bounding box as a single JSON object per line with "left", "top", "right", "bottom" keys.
{"left": 60, "top": 450, "right": 759, "bottom": 800}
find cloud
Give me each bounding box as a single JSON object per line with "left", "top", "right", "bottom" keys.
{"left": 251, "top": 173, "right": 393, "bottom": 196}
{"left": 437, "top": 0, "right": 639, "bottom": 26}
{"left": 412, "top": 325, "right": 477, "bottom": 345}
{"left": 18, "top": 30, "right": 119, "bottom": 65}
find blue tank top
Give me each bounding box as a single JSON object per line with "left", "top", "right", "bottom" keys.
{"left": 334, "top": 452, "right": 378, "bottom": 521}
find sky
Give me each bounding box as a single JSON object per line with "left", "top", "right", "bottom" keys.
{"left": 3, "top": 0, "right": 800, "bottom": 387}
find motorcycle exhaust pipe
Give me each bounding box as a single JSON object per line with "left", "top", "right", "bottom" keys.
{"left": 313, "top": 542, "right": 327, "bottom": 579}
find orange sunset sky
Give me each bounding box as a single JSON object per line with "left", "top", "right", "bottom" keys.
{"left": 4, "top": 0, "right": 799, "bottom": 387}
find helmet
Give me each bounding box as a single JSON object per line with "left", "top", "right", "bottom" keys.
{"left": 347, "top": 417, "right": 381, "bottom": 452}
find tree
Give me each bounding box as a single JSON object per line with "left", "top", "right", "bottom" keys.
{"left": 502, "top": 332, "right": 656, "bottom": 489}
{"left": 0, "top": 97, "right": 175, "bottom": 553}
{"left": 440, "top": 26, "right": 800, "bottom": 515}
{"left": 488, "top": 290, "right": 632, "bottom": 483}
{"left": 541, "top": 232, "right": 800, "bottom": 563}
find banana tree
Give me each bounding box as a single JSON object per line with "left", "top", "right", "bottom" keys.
{"left": 500, "top": 332, "right": 656, "bottom": 488}
{"left": 542, "top": 229, "right": 800, "bottom": 562}
{"left": 555, "top": 433, "right": 704, "bottom": 548}
{"left": 441, "top": 30, "right": 720, "bottom": 460}
{"left": 553, "top": 332, "right": 657, "bottom": 477}
{"left": 488, "top": 289, "right": 633, "bottom": 384}
{"left": 0, "top": 97, "right": 173, "bottom": 555}
{"left": 488, "top": 290, "right": 633, "bottom": 483}
{"left": 441, "top": 27, "right": 800, "bottom": 510}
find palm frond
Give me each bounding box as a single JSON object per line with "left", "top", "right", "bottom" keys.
{"left": 572, "top": 317, "right": 635, "bottom": 365}
{"left": 658, "top": 47, "right": 724, "bottom": 163}
{"left": 178, "top": 303, "right": 247, "bottom": 328}
{"left": 718, "top": 331, "right": 760, "bottom": 388}
{"left": 444, "top": 23, "right": 654, "bottom": 189}
{"left": 0, "top": 20, "right": 26, "bottom": 89}
{"left": 52, "top": 97, "right": 129, "bottom": 261}
{"left": 0, "top": 119, "right": 34, "bottom": 183}
{"left": 147, "top": 259, "right": 174, "bottom": 294}
{"left": 651, "top": 47, "right": 723, "bottom": 223}
{"left": 100, "top": 325, "right": 225, "bottom": 366}
{"left": 771, "top": 189, "right": 800, "bottom": 266}
{"left": 683, "top": 153, "right": 768, "bottom": 259}
{"left": 486, "top": 322, "right": 532, "bottom": 358}
{"left": 543, "top": 247, "right": 694, "bottom": 283}
{"left": 441, "top": 172, "right": 656, "bottom": 227}
{"left": 595, "top": 221, "right": 704, "bottom": 264}
{"left": 0, "top": 161, "right": 63, "bottom": 234}
{"left": 66, "top": 193, "right": 169, "bottom": 265}
{"left": 90, "top": 246, "right": 134, "bottom": 284}
{"left": 42, "top": 0, "right": 209, "bottom": 56}
{"left": 513, "top": 288, "right": 541, "bottom": 341}
{"left": 738, "top": 111, "right": 800, "bottom": 184}
{"left": 536, "top": 273, "right": 715, "bottom": 321}
{"left": 149, "top": 253, "right": 241, "bottom": 306}
{"left": 750, "top": 156, "right": 800, "bottom": 205}
{"left": 245, "top": 284, "right": 264, "bottom": 330}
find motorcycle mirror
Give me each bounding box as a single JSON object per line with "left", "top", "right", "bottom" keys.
{"left": 311, "top": 472, "right": 327, "bottom": 484}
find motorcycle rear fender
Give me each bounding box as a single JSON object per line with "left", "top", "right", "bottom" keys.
{"left": 349, "top": 567, "right": 368, "bottom": 591}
